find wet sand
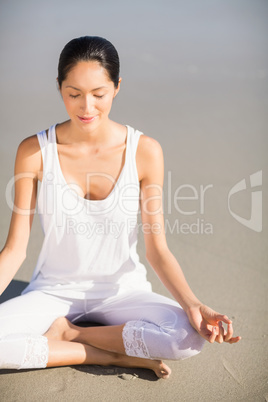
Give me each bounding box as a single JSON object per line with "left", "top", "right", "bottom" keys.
{"left": 0, "top": 1, "right": 267, "bottom": 401}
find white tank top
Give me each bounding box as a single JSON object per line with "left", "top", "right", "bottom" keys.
{"left": 22, "top": 124, "right": 152, "bottom": 299}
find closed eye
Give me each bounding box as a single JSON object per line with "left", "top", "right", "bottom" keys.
{"left": 69, "top": 94, "right": 80, "bottom": 99}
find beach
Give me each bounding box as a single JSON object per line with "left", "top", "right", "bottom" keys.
{"left": 0, "top": 1, "right": 267, "bottom": 400}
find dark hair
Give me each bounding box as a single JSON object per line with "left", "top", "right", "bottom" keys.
{"left": 57, "top": 36, "right": 120, "bottom": 88}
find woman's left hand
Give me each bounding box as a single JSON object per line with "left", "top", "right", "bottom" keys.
{"left": 187, "top": 304, "right": 241, "bottom": 344}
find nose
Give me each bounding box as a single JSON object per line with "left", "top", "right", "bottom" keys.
{"left": 81, "top": 95, "right": 95, "bottom": 114}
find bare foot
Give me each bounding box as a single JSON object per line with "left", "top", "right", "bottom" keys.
{"left": 44, "top": 317, "right": 74, "bottom": 341}
{"left": 153, "top": 361, "right": 171, "bottom": 379}
{"left": 150, "top": 360, "right": 171, "bottom": 379}
{"left": 114, "top": 354, "right": 171, "bottom": 379}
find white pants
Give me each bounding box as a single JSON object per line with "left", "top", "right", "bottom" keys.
{"left": 0, "top": 290, "right": 205, "bottom": 369}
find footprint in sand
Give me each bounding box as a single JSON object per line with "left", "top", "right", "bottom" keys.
{"left": 118, "top": 373, "right": 138, "bottom": 380}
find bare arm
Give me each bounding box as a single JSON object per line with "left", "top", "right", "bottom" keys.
{"left": 137, "top": 135, "right": 241, "bottom": 344}
{"left": 0, "top": 135, "right": 41, "bottom": 295}
{"left": 137, "top": 136, "right": 200, "bottom": 309}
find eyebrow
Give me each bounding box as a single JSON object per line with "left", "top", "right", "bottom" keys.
{"left": 65, "top": 85, "right": 108, "bottom": 91}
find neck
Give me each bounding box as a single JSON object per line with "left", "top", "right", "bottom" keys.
{"left": 59, "top": 118, "right": 114, "bottom": 146}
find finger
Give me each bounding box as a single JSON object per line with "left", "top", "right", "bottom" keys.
{"left": 209, "top": 326, "right": 218, "bottom": 343}
{"left": 216, "top": 322, "right": 225, "bottom": 344}
{"left": 216, "top": 314, "right": 232, "bottom": 325}
{"left": 228, "top": 336, "right": 241, "bottom": 344}
{"left": 224, "top": 323, "right": 234, "bottom": 342}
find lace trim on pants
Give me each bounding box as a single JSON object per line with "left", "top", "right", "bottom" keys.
{"left": 20, "top": 335, "right": 49, "bottom": 369}
{"left": 122, "top": 321, "right": 150, "bottom": 359}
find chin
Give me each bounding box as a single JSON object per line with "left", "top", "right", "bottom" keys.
{"left": 75, "top": 117, "right": 100, "bottom": 131}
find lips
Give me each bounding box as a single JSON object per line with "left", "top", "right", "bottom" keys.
{"left": 78, "top": 115, "right": 97, "bottom": 123}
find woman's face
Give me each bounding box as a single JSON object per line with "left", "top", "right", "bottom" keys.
{"left": 59, "top": 60, "right": 120, "bottom": 133}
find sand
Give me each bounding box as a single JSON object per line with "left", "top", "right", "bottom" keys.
{"left": 0, "top": 1, "right": 267, "bottom": 401}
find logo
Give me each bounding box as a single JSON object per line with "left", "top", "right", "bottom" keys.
{"left": 228, "top": 170, "right": 262, "bottom": 232}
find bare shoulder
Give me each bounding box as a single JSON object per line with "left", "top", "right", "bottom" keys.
{"left": 137, "top": 134, "right": 163, "bottom": 158}
{"left": 136, "top": 134, "right": 164, "bottom": 181}
{"left": 15, "top": 134, "right": 42, "bottom": 176}
{"left": 17, "top": 134, "right": 41, "bottom": 155}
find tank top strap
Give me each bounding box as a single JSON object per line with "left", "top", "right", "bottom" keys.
{"left": 126, "top": 125, "right": 143, "bottom": 158}
{"left": 36, "top": 129, "right": 48, "bottom": 148}
{"left": 36, "top": 124, "right": 57, "bottom": 178}
{"left": 47, "top": 124, "right": 57, "bottom": 143}
{"left": 36, "top": 124, "right": 57, "bottom": 149}
{"left": 36, "top": 129, "right": 49, "bottom": 168}
{"left": 124, "top": 125, "right": 143, "bottom": 185}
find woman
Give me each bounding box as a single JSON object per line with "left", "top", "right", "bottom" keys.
{"left": 0, "top": 36, "right": 240, "bottom": 378}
